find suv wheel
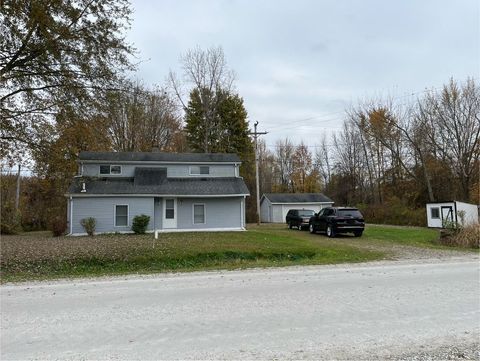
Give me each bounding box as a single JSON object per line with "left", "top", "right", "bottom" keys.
{"left": 298, "top": 224, "right": 302, "bottom": 231}
{"left": 354, "top": 231, "right": 363, "bottom": 237}
{"left": 326, "top": 225, "right": 336, "bottom": 238}
{"left": 288, "top": 222, "right": 292, "bottom": 229}
{"left": 309, "top": 224, "right": 316, "bottom": 234}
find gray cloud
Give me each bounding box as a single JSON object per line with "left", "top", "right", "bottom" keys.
{"left": 127, "top": 0, "right": 479, "bottom": 146}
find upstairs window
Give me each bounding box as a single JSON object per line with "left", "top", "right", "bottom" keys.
{"left": 100, "top": 165, "right": 122, "bottom": 175}
{"left": 190, "top": 166, "right": 209, "bottom": 175}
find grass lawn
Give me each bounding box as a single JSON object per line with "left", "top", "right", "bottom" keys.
{"left": 0, "top": 223, "right": 453, "bottom": 283}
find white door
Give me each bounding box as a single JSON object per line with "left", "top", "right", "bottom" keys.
{"left": 163, "top": 198, "right": 177, "bottom": 229}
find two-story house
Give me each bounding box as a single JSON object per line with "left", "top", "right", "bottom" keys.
{"left": 66, "top": 151, "right": 250, "bottom": 235}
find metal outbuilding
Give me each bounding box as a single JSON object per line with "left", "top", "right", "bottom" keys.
{"left": 260, "top": 193, "right": 334, "bottom": 223}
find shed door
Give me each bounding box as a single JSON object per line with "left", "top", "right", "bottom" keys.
{"left": 441, "top": 206, "right": 454, "bottom": 227}
{"left": 163, "top": 198, "right": 177, "bottom": 229}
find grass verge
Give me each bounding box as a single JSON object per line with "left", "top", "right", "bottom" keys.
{"left": 1, "top": 228, "right": 382, "bottom": 283}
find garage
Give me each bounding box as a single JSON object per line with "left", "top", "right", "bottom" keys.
{"left": 260, "top": 193, "right": 334, "bottom": 223}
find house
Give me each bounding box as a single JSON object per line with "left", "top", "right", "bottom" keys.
{"left": 426, "top": 201, "right": 479, "bottom": 228}
{"left": 260, "top": 193, "right": 334, "bottom": 223}
{"left": 66, "top": 151, "right": 250, "bottom": 235}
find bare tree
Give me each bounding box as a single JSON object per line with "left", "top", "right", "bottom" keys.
{"left": 257, "top": 139, "right": 275, "bottom": 194}
{"left": 106, "top": 81, "right": 182, "bottom": 152}
{"left": 168, "top": 46, "right": 235, "bottom": 152}
{"left": 314, "top": 134, "right": 332, "bottom": 189}
{"left": 292, "top": 141, "right": 313, "bottom": 192}
{"left": 417, "top": 78, "right": 480, "bottom": 200}
{"left": 333, "top": 120, "right": 365, "bottom": 204}
{"left": 274, "top": 138, "right": 295, "bottom": 192}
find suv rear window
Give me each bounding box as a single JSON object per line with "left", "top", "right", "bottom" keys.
{"left": 298, "top": 210, "right": 315, "bottom": 217}
{"left": 337, "top": 209, "right": 363, "bottom": 218}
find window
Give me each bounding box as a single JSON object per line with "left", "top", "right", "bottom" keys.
{"left": 338, "top": 209, "right": 363, "bottom": 218}
{"left": 110, "top": 165, "right": 121, "bottom": 174}
{"left": 190, "top": 166, "right": 209, "bottom": 175}
{"left": 165, "top": 199, "right": 175, "bottom": 219}
{"left": 193, "top": 204, "right": 205, "bottom": 224}
{"left": 431, "top": 207, "right": 440, "bottom": 219}
{"left": 115, "top": 205, "right": 128, "bottom": 226}
{"left": 324, "top": 208, "right": 334, "bottom": 216}
{"left": 100, "top": 165, "right": 110, "bottom": 174}
{"left": 100, "top": 165, "right": 122, "bottom": 175}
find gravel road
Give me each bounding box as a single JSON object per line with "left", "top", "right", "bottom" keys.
{"left": 1, "top": 256, "right": 479, "bottom": 360}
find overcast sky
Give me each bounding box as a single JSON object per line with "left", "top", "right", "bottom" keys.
{"left": 126, "top": 0, "right": 479, "bottom": 149}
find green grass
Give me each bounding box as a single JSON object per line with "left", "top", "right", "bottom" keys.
{"left": 362, "top": 224, "right": 441, "bottom": 247}
{"left": 1, "top": 227, "right": 383, "bottom": 283}
{"left": 250, "top": 223, "right": 443, "bottom": 248}
{"left": 2, "top": 223, "right": 470, "bottom": 283}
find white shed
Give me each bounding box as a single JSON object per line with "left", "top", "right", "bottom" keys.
{"left": 260, "top": 193, "right": 334, "bottom": 223}
{"left": 426, "top": 201, "right": 479, "bottom": 228}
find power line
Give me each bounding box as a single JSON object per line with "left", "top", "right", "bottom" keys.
{"left": 259, "top": 78, "right": 480, "bottom": 133}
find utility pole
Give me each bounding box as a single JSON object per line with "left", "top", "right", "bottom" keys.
{"left": 15, "top": 164, "right": 21, "bottom": 211}
{"left": 250, "top": 122, "right": 268, "bottom": 225}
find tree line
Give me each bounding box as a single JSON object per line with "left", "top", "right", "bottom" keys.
{"left": 1, "top": 1, "right": 478, "bottom": 232}
{"left": 258, "top": 78, "right": 479, "bottom": 225}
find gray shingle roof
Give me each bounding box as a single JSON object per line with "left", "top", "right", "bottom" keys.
{"left": 79, "top": 151, "right": 241, "bottom": 163}
{"left": 262, "top": 193, "right": 333, "bottom": 203}
{"left": 68, "top": 177, "right": 250, "bottom": 196}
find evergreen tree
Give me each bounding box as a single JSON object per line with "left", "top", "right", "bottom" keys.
{"left": 185, "top": 88, "right": 253, "bottom": 157}
{"left": 184, "top": 87, "right": 257, "bottom": 221}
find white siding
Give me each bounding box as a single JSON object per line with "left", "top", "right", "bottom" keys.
{"left": 272, "top": 205, "right": 283, "bottom": 223}
{"left": 454, "top": 201, "right": 479, "bottom": 226}
{"left": 260, "top": 197, "right": 272, "bottom": 222}
{"left": 426, "top": 203, "right": 449, "bottom": 228}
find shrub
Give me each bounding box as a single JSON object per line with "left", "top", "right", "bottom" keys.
{"left": 1, "top": 202, "right": 21, "bottom": 234}
{"left": 50, "top": 216, "right": 67, "bottom": 237}
{"left": 80, "top": 217, "right": 96, "bottom": 236}
{"left": 132, "top": 214, "right": 150, "bottom": 234}
{"left": 357, "top": 198, "right": 426, "bottom": 227}
{"left": 440, "top": 223, "right": 479, "bottom": 248}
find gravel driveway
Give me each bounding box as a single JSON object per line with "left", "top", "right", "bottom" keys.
{"left": 1, "top": 255, "right": 479, "bottom": 360}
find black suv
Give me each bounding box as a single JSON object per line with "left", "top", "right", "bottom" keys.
{"left": 309, "top": 207, "right": 365, "bottom": 237}
{"left": 286, "top": 209, "right": 316, "bottom": 230}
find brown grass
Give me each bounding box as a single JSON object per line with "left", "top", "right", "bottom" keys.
{"left": 439, "top": 224, "right": 480, "bottom": 249}
{"left": 0, "top": 229, "right": 383, "bottom": 282}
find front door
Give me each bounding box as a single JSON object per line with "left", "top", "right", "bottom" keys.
{"left": 163, "top": 198, "right": 177, "bottom": 229}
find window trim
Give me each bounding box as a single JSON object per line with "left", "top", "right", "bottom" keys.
{"left": 189, "top": 165, "right": 210, "bottom": 176}
{"left": 430, "top": 207, "right": 440, "bottom": 219}
{"left": 114, "top": 204, "right": 129, "bottom": 227}
{"left": 100, "top": 165, "right": 123, "bottom": 175}
{"left": 192, "top": 203, "right": 206, "bottom": 225}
